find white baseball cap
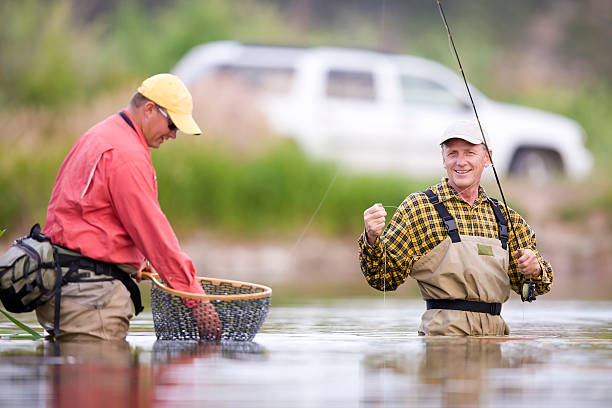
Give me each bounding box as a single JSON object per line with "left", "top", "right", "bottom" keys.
{"left": 439, "top": 120, "right": 486, "bottom": 145}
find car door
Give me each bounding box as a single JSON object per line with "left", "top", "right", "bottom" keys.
{"left": 306, "top": 53, "right": 400, "bottom": 172}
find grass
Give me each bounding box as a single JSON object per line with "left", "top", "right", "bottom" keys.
{"left": 154, "top": 139, "right": 426, "bottom": 237}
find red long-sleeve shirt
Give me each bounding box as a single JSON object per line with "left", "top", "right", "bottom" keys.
{"left": 43, "top": 110, "right": 204, "bottom": 295}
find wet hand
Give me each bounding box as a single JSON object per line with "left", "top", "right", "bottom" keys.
{"left": 364, "top": 203, "right": 387, "bottom": 245}
{"left": 514, "top": 249, "right": 541, "bottom": 279}
{"left": 191, "top": 300, "right": 222, "bottom": 341}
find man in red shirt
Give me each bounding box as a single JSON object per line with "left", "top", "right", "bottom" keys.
{"left": 37, "top": 74, "right": 221, "bottom": 341}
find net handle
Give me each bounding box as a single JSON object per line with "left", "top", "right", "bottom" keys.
{"left": 142, "top": 272, "right": 272, "bottom": 301}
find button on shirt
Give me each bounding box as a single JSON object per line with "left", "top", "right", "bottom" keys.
{"left": 358, "top": 178, "right": 553, "bottom": 296}
{"left": 44, "top": 111, "right": 204, "bottom": 295}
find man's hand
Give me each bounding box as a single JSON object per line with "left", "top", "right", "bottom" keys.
{"left": 191, "top": 300, "right": 222, "bottom": 341}
{"left": 364, "top": 203, "right": 387, "bottom": 245}
{"left": 514, "top": 249, "right": 541, "bottom": 279}
{"left": 135, "top": 259, "right": 155, "bottom": 283}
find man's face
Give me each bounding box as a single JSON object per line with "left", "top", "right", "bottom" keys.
{"left": 142, "top": 103, "right": 177, "bottom": 149}
{"left": 441, "top": 138, "right": 491, "bottom": 192}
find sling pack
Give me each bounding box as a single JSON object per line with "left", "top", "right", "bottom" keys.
{"left": 0, "top": 224, "right": 143, "bottom": 334}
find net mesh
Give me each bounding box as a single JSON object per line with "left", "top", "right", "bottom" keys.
{"left": 151, "top": 278, "right": 271, "bottom": 341}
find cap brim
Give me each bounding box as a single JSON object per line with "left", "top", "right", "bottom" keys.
{"left": 168, "top": 111, "right": 202, "bottom": 135}
{"left": 440, "top": 135, "right": 482, "bottom": 145}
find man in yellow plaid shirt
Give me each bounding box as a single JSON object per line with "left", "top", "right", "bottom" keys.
{"left": 359, "top": 120, "right": 553, "bottom": 335}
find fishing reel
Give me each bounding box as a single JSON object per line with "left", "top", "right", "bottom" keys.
{"left": 520, "top": 279, "right": 536, "bottom": 302}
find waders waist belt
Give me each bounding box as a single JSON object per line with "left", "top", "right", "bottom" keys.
{"left": 55, "top": 252, "right": 143, "bottom": 314}
{"left": 426, "top": 299, "right": 502, "bottom": 315}
{"left": 52, "top": 252, "right": 144, "bottom": 335}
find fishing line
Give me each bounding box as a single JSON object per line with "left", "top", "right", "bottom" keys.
{"left": 382, "top": 207, "right": 399, "bottom": 309}
{"left": 434, "top": 0, "right": 535, "bottom": 301}
{"left": 380, "top": 205, "right": 399, "bottom": 307}
{"left": 289, "top": 165, "right": 340, "bottom": 255}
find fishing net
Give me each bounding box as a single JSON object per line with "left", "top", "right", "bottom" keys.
{"left": 150, "top": 274, "right": 271, "bottom": 342}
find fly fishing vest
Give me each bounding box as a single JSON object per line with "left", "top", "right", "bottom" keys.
{"left": 0, "top": 224, "right": 143, "bottom": 335}
{"left": 411, "top": 189, "right": 511, "bottom": 336}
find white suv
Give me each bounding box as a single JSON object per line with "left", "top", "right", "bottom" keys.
{"left": 174, "top": 41, "right": 593, "bottom": 179}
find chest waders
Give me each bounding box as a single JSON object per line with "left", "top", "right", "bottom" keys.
{"left": 411, "top": 189, "right": 511, "bottom": 336}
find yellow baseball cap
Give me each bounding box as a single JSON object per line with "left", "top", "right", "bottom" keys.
{"left": 137, "top": 73, "right": 202, "bottom": 135}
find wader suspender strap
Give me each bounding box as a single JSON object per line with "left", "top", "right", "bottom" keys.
{"left": 488, "top": 198, "right": 509, "bottom": 250}
{"left": 52, "top": 252, "right": 63, "bottom": 336}
{"left": 119, "top": 111, "right": 136, "bottom": 132}
{"left": 421, "top": 190, "right": 507, "bottom": 316}
{"left": 424, "top": 189, "right": 460, "bottom": 243}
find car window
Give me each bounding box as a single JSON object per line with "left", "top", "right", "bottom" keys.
{"left": 326, "top": 70, "right": 376, "bottom": 101}
{"left": 215, "top": 65, "right": 294, "bottom": 94}
{"left": 400, "top": 75, "right": 464, "bottom": 108}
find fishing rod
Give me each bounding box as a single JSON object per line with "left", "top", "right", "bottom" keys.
{"left": 434, "top": 0, "right": 535, "bottom": 302}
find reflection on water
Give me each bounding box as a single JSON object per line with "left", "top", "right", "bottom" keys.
{"left": 362, "top": 337, "right": 552, "bottom": 407}
{"left": 151, "top": 339, "right": 265, "bottom": 364}
{"left": 0, "top": 299, "right": 611, "bottom": 407}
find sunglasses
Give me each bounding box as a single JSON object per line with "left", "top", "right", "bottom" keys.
{"left": 156, "top": 105, "right": 178, "bottom": 131}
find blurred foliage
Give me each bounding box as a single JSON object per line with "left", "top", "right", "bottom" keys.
{"left": 154, "top": 139, "right": 423, "bottom": 237}
{"left": 1, "top": 0, "right": 610, "bottom": 107}
{"left": 0, "top": 0, "right": 610, "bottom": 237}
{"left": 0, "top": 0, "right": 293, "bottom": 107}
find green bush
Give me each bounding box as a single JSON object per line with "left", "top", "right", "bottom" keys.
{"left": 153, "top": 139, "right": 427, "bottom": 236}
{"left": 0, "top": 0, "right": 287, "bottom": 108}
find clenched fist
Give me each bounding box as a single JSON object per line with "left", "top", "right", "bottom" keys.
{"left": 514, "top": 248, "right": 542, "bottom": 279}
{"left": 364, "top": 203, "right": 387, "bottom": 245}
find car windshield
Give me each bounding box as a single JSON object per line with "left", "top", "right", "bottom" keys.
{"left": 215, "top": 65, "right": 295, "bottom": 94}
{"left": 326, "top": 70, "right": 376, "bottom": 101}
{"left": 400, "top": 75, "right": 465, "bottom": 109}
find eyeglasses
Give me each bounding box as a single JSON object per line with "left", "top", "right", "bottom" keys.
{"left": 156, "top": 105, "right": 178, "bottom": 131}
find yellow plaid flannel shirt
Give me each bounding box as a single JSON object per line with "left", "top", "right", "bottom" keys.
{"left": 359, "top": 178, "right": 553, "bottom": 296}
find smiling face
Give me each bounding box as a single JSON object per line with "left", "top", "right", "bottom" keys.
{"left": 441, "top": 138, "right": 491, "bottom": 193}
{"left": 141, "top": 102, "right": 177, "bottom": 149}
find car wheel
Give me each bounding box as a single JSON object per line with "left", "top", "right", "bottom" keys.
{"left": 509, "top": 148, "right": 563, "bottom": 181}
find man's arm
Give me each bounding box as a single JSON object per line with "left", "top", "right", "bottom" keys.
{"left": 109, "top": 159, "right": 222, "bottom": 339}
{"left": 358, "top": 201, "right": 414, "bottom": 292}
{"left": 504, "top": 207, "right": 553, "bottom": 296}
{"left": 108, "top": 159, "right": 204, "bottom": 295}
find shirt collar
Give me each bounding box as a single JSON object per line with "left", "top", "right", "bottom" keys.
{"left": 119, "top": 110, "right": 149, "bottom": 152}
{"left": 435, "top": 178, "right": 489, "bottom": 206}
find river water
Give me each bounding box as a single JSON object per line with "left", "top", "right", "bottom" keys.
{"left": 0, "top": 298, "right": 611, "bottom": 407}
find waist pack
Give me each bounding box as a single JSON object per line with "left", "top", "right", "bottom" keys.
{"left": 0, "top": 224, "right": 143, "bottom": 334}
